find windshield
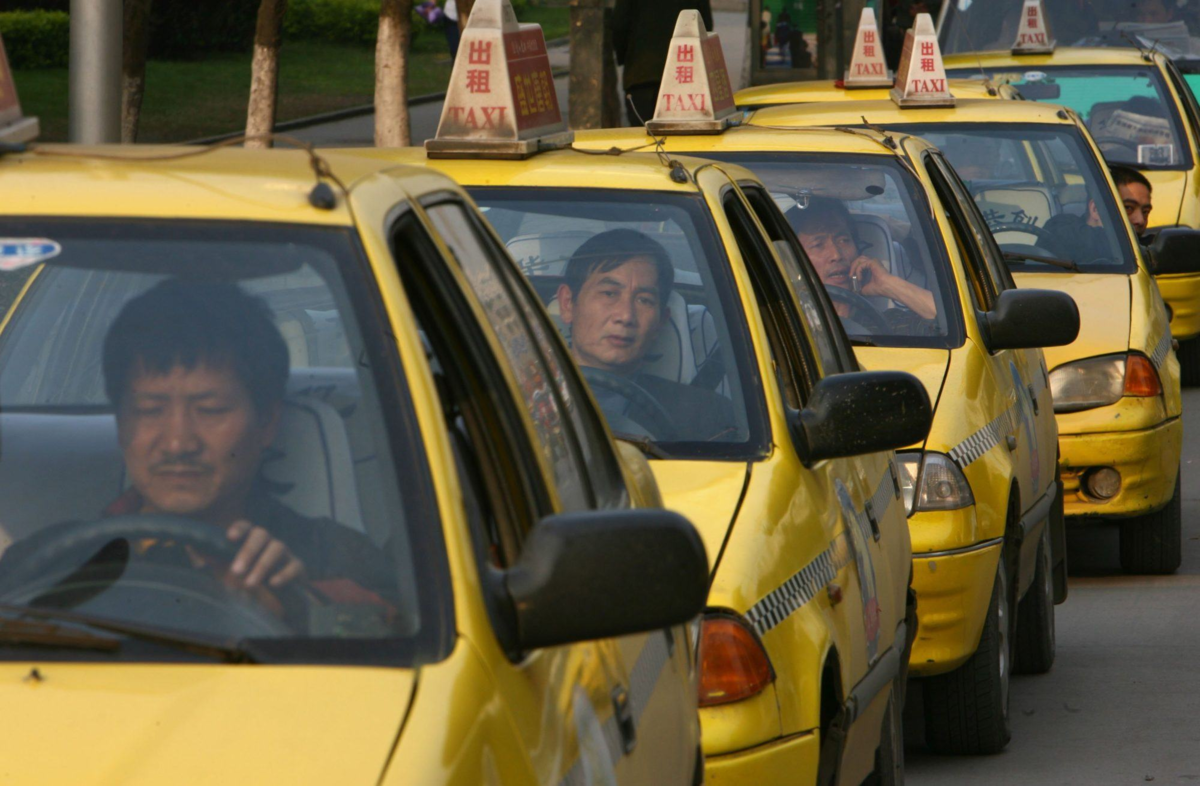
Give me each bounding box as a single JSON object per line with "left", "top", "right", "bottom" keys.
{"left": 691, "top": 153, "right": 963, "bottom": 350}
{"left": 945, "top": 65, "right": 1190, "bottom": 170}
{"left": 899, "top": 123, "right": 1138, "bottom": 273}
{"left": 940, "top": 0, "right": 1200, "bottom": 55}
{"left": 469, "top": 188, "right": 769, "bottom": 460}
{"left": 0, "top": 220, "right": 447, "bottom": 664}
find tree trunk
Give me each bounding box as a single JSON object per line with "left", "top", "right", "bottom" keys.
{"left": 121, "top": 0, "right": 153, "bottom": 143}
{"left": 375, "top": 0, "right": 412, "bottom": 147}
{"left": 457, "top": 0, "right": 475, "bottom": 34}
{"left": 245, "top": 0, "right": 288, "bottom": 149}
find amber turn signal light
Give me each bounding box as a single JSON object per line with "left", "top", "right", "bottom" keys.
{"left": 698, "top": 615, "right": 774, "bottom": 708}
{"left": 1124, "top": 354, "right": 1162, "bottom": 398}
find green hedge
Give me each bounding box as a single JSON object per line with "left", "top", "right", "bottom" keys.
{"left": 0, "top": 10, "right": 69, "bottom": 70}
{"left": 285, "top": 0, "right": 383, "bottom": 46}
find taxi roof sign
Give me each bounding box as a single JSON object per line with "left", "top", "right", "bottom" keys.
{"left": 844, "top": 8, "right": 892, "bottom": 89}
{"left": 425, "top": 0, "right": 571, "bottom": 160}
{"left": 1012, "top": 0, "right": 1056, "bottom": 54}
{"left": 890, "top": 13, "right": 955, "bottom": 108}
{"left": 0, "top": 34, "right": 38, "bottom": 145}
{"left": 645, "top": 10, "right": 737, "bottom": 136}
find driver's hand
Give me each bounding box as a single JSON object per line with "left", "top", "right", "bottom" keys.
{"left": 849, "top": 256, "right": 895, "bottom": 298}
{"left": 226, "top": 519, "right": 307, "bottom": 590}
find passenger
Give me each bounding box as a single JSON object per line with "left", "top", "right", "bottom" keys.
{"left": 0, "top": 280, "right": 394, "bottom": 608}
{"left": 1111, "top": 164, "right": 1153, "bottom": 238}
{"left": 557, "top": 229, "right": 734, "bottom": 440}
{"left": 1043, "top": 192, "right": 1113, "bottom": 262}
{"left": 788, "top": 198, "right": 938, "bottom": 332}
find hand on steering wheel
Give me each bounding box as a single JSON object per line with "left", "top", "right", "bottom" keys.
{"left": 825, "top": 286, "right": 893, "bottom": 335}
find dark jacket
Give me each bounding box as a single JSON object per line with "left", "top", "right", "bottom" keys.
{"left": 613, "top": 0, "right": 715, "bottom": 91}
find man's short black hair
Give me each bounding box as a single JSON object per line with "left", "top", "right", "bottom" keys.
{"left": 563, "top": 229, "right": 674, "bottom": 303}
{"left": 1110, "top": 165, "right": 1152, "bottom": 193}
{"left": 103, "top": 279, "right": 289, "bottom": 417}
{"left": 785, "top": 197, "right": 856, "bottom": 239}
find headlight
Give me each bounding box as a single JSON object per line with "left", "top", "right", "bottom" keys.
{"left": 896, "top": 451, "right": 974, "bottom": 515}
{"left": 1048, "top": 353, "right": 1161, "bottom": 413}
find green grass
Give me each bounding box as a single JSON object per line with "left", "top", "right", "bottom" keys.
{"left": 13, "top": 5, "right": 568, "bottom": 143}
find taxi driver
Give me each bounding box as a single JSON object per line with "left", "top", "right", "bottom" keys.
{"left": 789, "top": 198, "right": 937, "bottom": 333}
{"left": 557, "top": 229, "right": 734, "bottom": 440}
{"left": 0, "top": 280, "right": 394, "bottom": 607}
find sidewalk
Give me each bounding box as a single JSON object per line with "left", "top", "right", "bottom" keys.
{"left": 294, "top": 10, "right": 751, "bottom": 147}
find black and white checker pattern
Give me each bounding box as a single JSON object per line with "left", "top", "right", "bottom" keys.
{"left": 1150, "top": 331, "right": 1172, "bottom": 370}
{"left": 947, "top": 404, "right": 1018, "bottom": 469}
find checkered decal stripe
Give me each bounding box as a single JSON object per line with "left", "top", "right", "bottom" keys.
{"left": 947, "top": 404, "right": 1018, "bottom": 469}
{"left": 1151, "top": 331, "right": 1172, "bottom": 370}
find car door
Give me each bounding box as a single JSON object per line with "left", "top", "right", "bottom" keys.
{"left": 418, "top": 195, "right": 700, "bottom": 784}
{"left": 719, "top": 183, "right": 896, "bottom": 783}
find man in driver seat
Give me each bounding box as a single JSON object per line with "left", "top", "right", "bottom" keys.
{"left": 789, "top": 198, "right": 938, "bottom": 333}
{"left": 1, "top": 280, "right": 394, "bottom": 608}
{"left": 557, "top": 229, "right": 735, "bottom": 441}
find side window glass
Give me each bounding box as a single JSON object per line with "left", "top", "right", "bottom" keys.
{"left": 740, "top": 185, "right": 855, "bottom": 373}
{"left": 925, "top": 155, "right": 997, "bottom": 311}
{"left": 935, "top": 154, "right": 1016, "bottom": 292}
{"left": 424, "top": 201, "right": 592, "bottom": 512}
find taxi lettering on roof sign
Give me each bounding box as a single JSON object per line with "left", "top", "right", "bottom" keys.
{"left": 645, "top": 10, "right": 737, "bottom": 135}
{"left": 0, "top": 33, "right": 38, "bottom": 145}
{"left": 1012, "top": 0, "right": 1056, "bottom": 54}
{"left": 890, "top": 12, "right": 955, "bottom": 108}
{"left": 844, "top": 7, "right": 892, "bottom": 88}
{"left": 425, "top": 0, "right": 571, "bottom": 159}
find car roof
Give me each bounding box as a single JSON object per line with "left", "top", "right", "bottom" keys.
{"left": 0, "top": 145, "right": 453, "bottom": 224}
{"left": 734, "top": 78, "right": 1017, "bottom": 108}
{"left": 749, "top": 96, "right": 1078, "bottom": 129}
{"left": 944, "top": 46, "right": 1163, "bottom": 70}
{"left": 574, "top": 126, "right": 897, "bottom": 157}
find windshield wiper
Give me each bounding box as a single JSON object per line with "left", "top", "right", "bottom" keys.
{"left": 1003, "top": 251, "right": 1079, "bottom": 271}
{"left": 0, "top": 603, "right": 263, "bottom": 663}
{"left": 614, "top": 432, "right": 673, "bottom": 460}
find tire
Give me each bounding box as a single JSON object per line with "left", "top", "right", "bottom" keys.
{"left": 1119, "top": 472, "right": 1182, "bottom": 575}
{"left": 867, "top": 691, "right": 905, "bottom": 786}
{"left": 922, "top": 558, "right": 1012, "bottom": 755}
{"left": 1178, "top": 336, "right": 1200, "bottom": 387}
{"left": 1014, "top": 521, "right": 1056, "bottom": 675}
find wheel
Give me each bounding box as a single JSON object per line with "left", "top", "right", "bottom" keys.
{"left": 922, "top": 557, "right": 1012, "bottom": 755}
{"left": 1177, "top": 336, "right": 1200, "bottom": 387}
{"left": 1014, "top": 521, "right": 1056, "bottom": 675}
{"left": 866, "top": 691, "right": 905, "bottom": 786}
{"left": 1119, "top": 472, "right": 1182, "bottom": 575}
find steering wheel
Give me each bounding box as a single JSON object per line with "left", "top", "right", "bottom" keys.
{"left": 987, "top": 222, "right": 1060, "bottom": 246}
{"left": 580, "top": 366, "right": 680, "bottom": 441}
{"left": 826, "top": 286, "right": 893, "bottom": 335}
{"left": 0, "top": 515, "right": 313, "bottom": 635}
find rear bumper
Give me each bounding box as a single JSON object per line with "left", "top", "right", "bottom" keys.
{"left": 704, "top": 731, "right": 819, "bottom": 785}
{"left": 1058, "top": 418, "right": 1181, "bottom": 519}
{"left": 908, "top": 541, "right": 1002, "bottom": 677}
{"left": 1156, "top": 272, "right": 1200, "bottom": 341}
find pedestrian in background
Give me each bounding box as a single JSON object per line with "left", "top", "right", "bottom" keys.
{"left": 444, "top": 0, "right": 461, "bottom": 59}
{"left": 613, "top": 0, "right": 715, "bottom": 126}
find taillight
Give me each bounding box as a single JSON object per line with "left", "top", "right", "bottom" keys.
{"left": 698, "top": 614, "right": 774, "bottom": 707}
{"left": 1124, "top": 354, "right": 1162, "bottom": 397}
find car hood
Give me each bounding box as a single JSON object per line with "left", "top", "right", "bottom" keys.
{"left": 854, "top": 346, "right": 951, "bottom": 429}
{"left": 1011, "top": 272, "right": 1131, "bottom": 369}
{"left": 651, "top": 460, "right": 750, "bottom": 573}
{"left": 0, "top": 662, "right": 413, "bottom": 784}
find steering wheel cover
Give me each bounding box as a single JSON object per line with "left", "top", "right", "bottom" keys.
{"left": 826, "top": 286, "right": 893, "bottom": 335}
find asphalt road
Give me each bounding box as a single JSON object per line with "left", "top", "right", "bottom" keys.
{"left": 906, "top": 387, "right": 1200, "bottom": 784}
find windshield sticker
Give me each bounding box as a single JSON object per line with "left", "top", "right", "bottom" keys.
{"left": 1139, "top": 144, "right": 1175, "bottom": 166}
{"left": 1023, "top": 71, "right": 1048, "bottom": 83}
{"left": 0, "top": 239, "right": 60, "bottom": 271}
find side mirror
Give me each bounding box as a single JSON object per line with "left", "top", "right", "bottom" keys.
{"left": 1148, "top": 227, "right": 1200, "bottom": 275}
{"left": 506, "top": 509, "right": 707, "bottom": 650}
{"left": 986, "top": 289, "right": 1080, "bottom": 350}
{"left": 791, "top": 370, "right": 933, "bottom": 462}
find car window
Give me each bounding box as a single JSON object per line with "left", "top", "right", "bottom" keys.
{"left": 469, "top": 187, "right": 770, "bottom": 460}
{"left": 930, "top": 153, "right": 1018, "bottom": 293}
{"left": 699, "top": 151, "right": 964, "bottom": 351}
{"left": 0, "top": 219, "right": 451, "bottom": 663}
{"left": 904, "top": 122, "right": 1139, "bottom": 274}
{"left": 944, "top": 65, "right": 1191, "bottom": 170}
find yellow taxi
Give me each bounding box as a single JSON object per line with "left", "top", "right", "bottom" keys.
{"left": 574, "top": 10, "right": 1081, "bottom": 756}
{"left": 368, "top": 3, "right": 936, "bottom": 782}
{"left": 767, "top": 15, "right": 1189, "bottom": 575}
{"left": 0, "top": 37, "right": 711, "bottom": 784}
{"left": 938, "top": 3, "right": 1200, "bottom": 382}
